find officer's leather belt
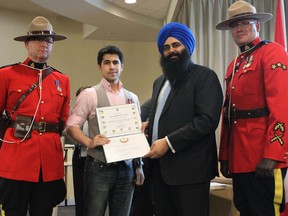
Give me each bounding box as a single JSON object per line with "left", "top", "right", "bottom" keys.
{"left": 8, "top": 120, "right": 61, "bottom": 133}
{"left": 225, "top": 107, "right": 269, "bottom": 120}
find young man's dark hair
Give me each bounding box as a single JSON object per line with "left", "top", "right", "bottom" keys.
{"left": 97, "top": 45, "right": 124, "bottom": 65}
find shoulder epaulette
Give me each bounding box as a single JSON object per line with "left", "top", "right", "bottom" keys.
{"left": 0, "top": 62, "right": 21, "bottom": 69}
{"left": 252, "top": 40, "right": 271, "bottom": 51}
{"left": 261, "top": 40, "right": 271, "bottom": 45}
{"left": 49, "top": 66, "right": 63, "bottom": 74}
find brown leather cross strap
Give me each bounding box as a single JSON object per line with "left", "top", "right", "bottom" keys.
{"left": 10, "top": 67, "right": 53, "bottom": 116}
{"left": 8, "top": 120, "right": 61, "bottom": 133}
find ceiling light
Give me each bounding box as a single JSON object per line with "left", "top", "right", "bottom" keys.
{"left": 125, "top": 0, "right": 137, "bottom": 4}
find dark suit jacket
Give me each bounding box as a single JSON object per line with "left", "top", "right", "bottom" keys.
{"left": 140, "top": 98, "right": 151, "bottom": 122}
{"left": 148, "top": 62, "right": 223, "bottom": 185}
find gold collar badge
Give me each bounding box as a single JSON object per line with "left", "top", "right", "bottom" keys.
{"left": 244, "top": 45, "right": 250, "bottom": 51}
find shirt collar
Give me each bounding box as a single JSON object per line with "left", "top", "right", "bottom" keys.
{"left": 100, "top": 78, "right": 123, "bottom": 92}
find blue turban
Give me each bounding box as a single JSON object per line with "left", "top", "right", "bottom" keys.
{"left": 157, "top": 22, "right": 196, "bottom": 56}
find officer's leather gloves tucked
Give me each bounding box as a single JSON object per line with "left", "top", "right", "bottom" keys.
{"left": 220, "top": 160, "right": 232, "bottom": 178}
{"left": 221, "top": 159, "right": 277, "bottom": 178}
{"left": 256, "top": 158, "right": 277, "bottom": 177}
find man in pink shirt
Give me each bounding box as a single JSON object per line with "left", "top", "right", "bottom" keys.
{"left": 66, "top": 45, "right": 144, "bottom": 216}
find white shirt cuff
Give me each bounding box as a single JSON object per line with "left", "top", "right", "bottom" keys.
{"left": 165, "top": 136, "right": 176, "bottom": 153}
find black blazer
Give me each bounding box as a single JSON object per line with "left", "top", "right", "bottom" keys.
{"left": 148, "top": 63, "right": 223, "bottom": 185}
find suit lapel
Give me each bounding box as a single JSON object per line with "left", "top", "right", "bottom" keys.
{"left": 153, "top": 78, "right": 180, "bottom": 118}
{"left": 161, "top": 85, "right": 173, "bottom": 115}
{"left": 149, "top": 77, "right": 165, "bottom": 127}
{"left": 161, "top": 74, "right": 187, "bottom": 115}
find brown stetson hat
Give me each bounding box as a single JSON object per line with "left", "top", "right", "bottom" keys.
{"left": 14, "top": 16, "right": 67, "bottom": 41}
{"left": 216, "top": 0, "right": 272, "bottom": 30}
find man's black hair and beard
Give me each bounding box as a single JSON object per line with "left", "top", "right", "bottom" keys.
{"left": 160, "top": 48, "right": 191, "bottom": 85}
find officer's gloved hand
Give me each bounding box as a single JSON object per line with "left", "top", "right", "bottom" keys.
{"left": 220, "top": 160, "right": 232, "bottom": 178}
{"left": 256, "top": 158, "right": 277, "bottom": 177}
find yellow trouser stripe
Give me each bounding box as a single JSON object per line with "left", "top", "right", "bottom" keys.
{"left": 0, "top": 204, "right": 4, "bottom": 216}
{"left": 274, "top": 169, "right": 283, "bottom": 216}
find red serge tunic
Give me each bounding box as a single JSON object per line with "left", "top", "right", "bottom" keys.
{"left": 0, "top": 58, "right": 70, "bottom": 182}
{"left": 219, "top": 37, "right": 288, "bottom": 173}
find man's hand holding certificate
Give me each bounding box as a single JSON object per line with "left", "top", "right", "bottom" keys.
{"left": 96, "top": 103, "right": 150, "bottom": 163}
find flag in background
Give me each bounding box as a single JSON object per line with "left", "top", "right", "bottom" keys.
{"left": 274, "top": 0, "right": 287, "bottom": 51}
{"left": 275, "top": 1, "right": 287, "bottom": 215}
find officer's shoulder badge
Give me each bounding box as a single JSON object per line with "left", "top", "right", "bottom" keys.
{"left": 271, "top": 62, "right": 287, "bottom": 71}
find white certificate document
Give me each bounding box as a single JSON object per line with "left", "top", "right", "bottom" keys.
{"left": 96, "top": 103, "right": 150, "bottom": 163}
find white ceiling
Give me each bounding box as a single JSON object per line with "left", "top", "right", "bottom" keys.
{"left": 0, "top": 0, "right": 174, "bottom": 42}
{"left": 106, "top": 0, "right": 170, "bottom": 20}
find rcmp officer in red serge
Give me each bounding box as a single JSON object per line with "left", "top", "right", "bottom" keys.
{"left": 0, "top": 16, "right": 70, "bottom": 216}
{"left": 216, "top": 1, "right": 288, "bottom": 215}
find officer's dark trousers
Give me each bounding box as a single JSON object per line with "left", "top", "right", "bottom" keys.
{"left": 233, "top": 169, "right": 286, "bottom": 216}
{"left": 0, "top": 176, "right": 66, "bottom": 216}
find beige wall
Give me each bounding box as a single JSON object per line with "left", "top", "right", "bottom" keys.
{"left": 0, "top": 9, "right": 162, "bottom": 105}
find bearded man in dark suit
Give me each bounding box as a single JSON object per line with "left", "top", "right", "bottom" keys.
{"left": 144, "top": 22, "right": 223, "bottom": 216}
